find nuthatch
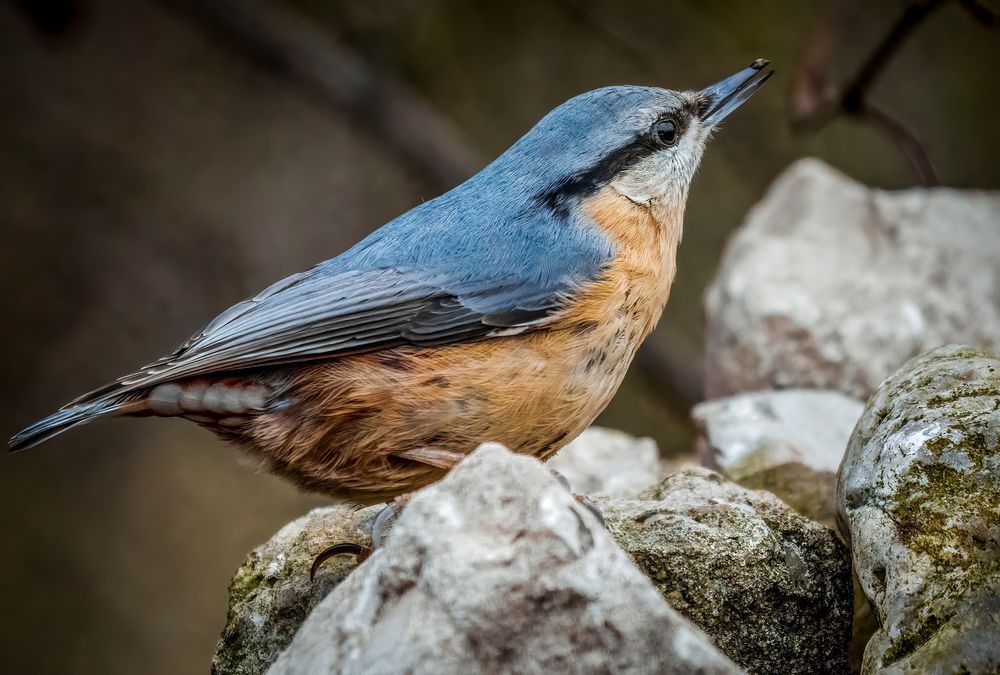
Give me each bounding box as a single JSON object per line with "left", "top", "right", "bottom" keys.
{"left": 11, "top": 62, "right": 771, "bottom": 510}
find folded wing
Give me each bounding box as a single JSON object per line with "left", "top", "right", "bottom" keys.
{"left": 79, "top": 263, "right": 573, "bottom": 401}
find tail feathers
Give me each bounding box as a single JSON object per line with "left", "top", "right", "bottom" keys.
{"left": 9, "top": 394, "right": 141, "bottom": 452}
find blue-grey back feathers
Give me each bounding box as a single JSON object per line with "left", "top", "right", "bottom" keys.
{"left": 10, "top": 85, "right": 685, "bottom": 451}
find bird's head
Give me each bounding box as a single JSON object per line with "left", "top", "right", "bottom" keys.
{"left": 484, "top": 60, "right": 772, "bottom": 224}
{"left": 345, "top": 61, "right": 772, "bottom": 279}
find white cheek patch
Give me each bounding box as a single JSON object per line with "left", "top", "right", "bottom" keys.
{"left": 610, "top": 124, "right": 708, "bottom": 209}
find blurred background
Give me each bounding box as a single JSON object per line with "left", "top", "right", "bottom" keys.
{"left": 1, "top": 0, "right": 997, "bottom": 672}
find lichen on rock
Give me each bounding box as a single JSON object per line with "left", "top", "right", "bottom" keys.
{"left": 838, "top": 344, "right": 1000, "bottom": 673}
{"left": 268, "top": 444, "right": 742, "bottom": 675}
{"left": 601, "top": 468, "right": 853, "bottom": 675}
{"left": 692, "top": 388, "right": 864, "bottom": 526}
{"left": 212, "top": 505, "right": 379, "bottom": 674}
{"left": 213, "top": 449, "right": 854, "bottom": 674}
{"left": 692, "top": 389, "right": 879, "bottom": 671}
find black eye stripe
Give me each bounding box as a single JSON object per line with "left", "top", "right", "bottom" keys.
{"left": 538, "top": 139, "right": 652, "bottom": 214}
{"left": 538, "top": 109, "right": 690, "bottom": 214}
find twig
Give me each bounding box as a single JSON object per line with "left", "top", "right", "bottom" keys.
{"left": 840, "top": 0, "right": 946, "bottom": 115}
{"left": 791, "top": 0, "right": 945, "bottom": 186}
{"left": 860, "top": 102, "right": 940, "bottom": 185}
{"left": 958, "top": 0, "right": 1000, "bottom": 27}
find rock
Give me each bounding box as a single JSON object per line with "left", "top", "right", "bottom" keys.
{"left": 268, "top": 444, "right": 741, "bottom": 675}
{"left": 547, "top": 425, "right": 665, "bottom": 497}
{"left": 838, "top": 345, "right": 1000, "bottom": 673}
{"left": 705, "top": 158, "right": 1000, "bottom": 400}
{"left": 602, "top": 468, "right": 853, "bottom": 675}
{"left": 692, "top": 390, "right": 874, "bottom": 673}
{"left": 692, "top": 389, "right": 864, "bottom": 526}
{"left": 215, "top": 450, "right": 854, "bottom": 674}
{"left": 212, "top": 505, "right": 379, "bottom": 674}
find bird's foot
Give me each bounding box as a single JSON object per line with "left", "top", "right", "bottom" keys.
{"left": 309, "top": 542, "right": 372, "bottom": 581}
{"left": 550, "top": 469, "right": 605, "bottom": 527}
{"left": 371, "top": 493, "right": 410, "bottom": 549}
{"left": 309, "top": 493, "right": 411, "bottom": 581}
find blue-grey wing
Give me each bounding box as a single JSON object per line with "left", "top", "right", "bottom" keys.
{"left": 76, "top": 189, "right": 614, "bottom": 398}
{"left": 117, "top": 265, "right": 561, "bottom": 390}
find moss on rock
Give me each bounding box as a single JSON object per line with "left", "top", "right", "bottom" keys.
{"left": 211, "top": 505, "right": 381, "bottom": 675}
{"left": 601, "top": 468, "right": 853, "bottom": 675}
{"left": 838, "top": 344, "right": 1000, "bottom": 673}
{"left": 214, "top": 466, "right": 853, "bottom": 674}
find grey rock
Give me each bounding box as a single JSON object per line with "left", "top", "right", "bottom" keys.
{"left": 838, "top": 345, "right": 1000, "bottom": 673}
{"left": 705, "top": 158, "right": 1000, "bottom": 400}
{"left": 693, "top": 389, "right": 864, "bottom": 526}
{"left": 691, "top": 391, "right": 874, "bottom": 672}
{"left": 212, "top": 505, "right": 381, "bottom": 674}
{"left": 215, "top": 451, "right": 854, "bottom": 674}
{"left": 268, "top": 444, "right": 741, "bottom": 675}
{"left": 547, "top": 425, "right": 665, "bottom": 497}
{"left": 603, "top": 468, "right": 853, "bottom": 675}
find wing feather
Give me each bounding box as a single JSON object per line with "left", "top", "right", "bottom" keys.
{"left": 109, "top": 265, "right": 563, "bottom": 393}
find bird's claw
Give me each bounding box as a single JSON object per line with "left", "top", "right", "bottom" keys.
{"left": 551, "top": 468, "right": 572, "bottom": 492}
{"left": 310, "top": 495, "right": 411, "bottom": 581}
{"left": 370, "top": 499, "right": 398, "bottom": 550}
{"left": 574, "top": 494, "right": 606, "bottom": 527}
{"left": 309, "top": 542, "right": 372, "bottom": 582}
{"left": 551, "top": 468, "right": 605, "bottom": 527}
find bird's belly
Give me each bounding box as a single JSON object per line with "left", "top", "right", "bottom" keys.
{"left": 242, "top": 320, "right": 643, "bottom": 503}
{"left": 235, "top": 186, "right": 678, "bottom": 503}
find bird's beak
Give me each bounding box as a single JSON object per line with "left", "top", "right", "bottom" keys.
{"left": 700, "top": 59, "right": 773, "bottom": 127}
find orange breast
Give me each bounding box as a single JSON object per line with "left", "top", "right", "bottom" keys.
{"left": 552, "top": 185, "right": 684, "bottom": 338}
{"left": 241, "top": 187, "right": 685, "bottom": 503}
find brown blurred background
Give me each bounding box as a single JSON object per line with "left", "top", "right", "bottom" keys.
{"left": 1, "top": 1, "right": 997, "bottom": 672}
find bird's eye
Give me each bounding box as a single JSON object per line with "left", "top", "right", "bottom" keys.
{"left": 654, "top": 119, "right": 678, "bottom": 146}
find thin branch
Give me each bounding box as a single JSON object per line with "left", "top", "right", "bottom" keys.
{"left": 790, "top": 0, "right": 946, "bottom": 186}
{"left": 841, "top": 0, "right": 946, "bottom": 114}
{"left": 860, "top": 102, "right": 940, "bottom": 185}
{"left": 958, "top": 0, "right": 1000, "bottom": 27}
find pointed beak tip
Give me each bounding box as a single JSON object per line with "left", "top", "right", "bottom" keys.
{"left": 700, "top": 60, "right": 774, "bottom": 127}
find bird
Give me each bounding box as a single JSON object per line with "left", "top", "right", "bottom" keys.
{"left": 10, "top": 61, "right": 771, "bottom": 512}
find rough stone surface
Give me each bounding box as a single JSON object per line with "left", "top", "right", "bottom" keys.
{"left": 547, "top": 425, "right": 665, "bottom": 497}
{"left": 601, "top": 468, "right": 853, "bottom": 675}
{"left": 691, "top": 390, "right": 875, "bottom": 672}
{"left": 212, "top": 505, "right": 381, "bottom": 674}
{"left": 693, "top": 389, "right": 864, "bottom": 525}
{"left": 215, "top": 457, "right": 855, "bottom": 674}
{"left": 838, "top": 345, "right": 1000, "bottom": 673}
{"left": 705, "top": 158, "right": 1000, "bottom": 400}
{"left": 268, "top": 444, "right": 741, "bottom": 675}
